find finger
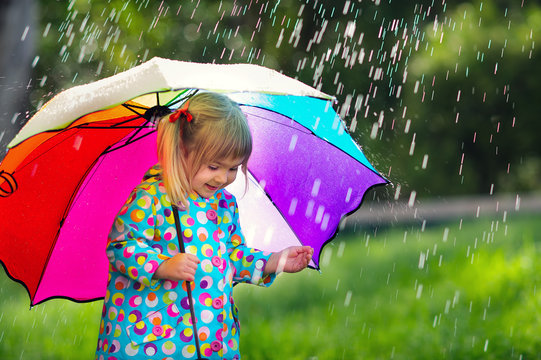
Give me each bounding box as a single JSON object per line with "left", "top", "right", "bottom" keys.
{"left": 183, "top": 273, "right": 195, "bottom": 282}
{"left": 185, "top": 254, "right": 201, "bottom": 263}
{"left": 183, "top": 260, "right": 199, "bottom": 272}
{"left": 180, "top": 268, "right": 196, "bottom": 281}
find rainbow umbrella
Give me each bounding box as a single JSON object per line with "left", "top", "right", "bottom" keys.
{"left": 0, "top": 57, "right": 387, "bottom": 306}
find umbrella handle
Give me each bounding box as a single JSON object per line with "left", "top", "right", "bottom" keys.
{"left": 0, "top": 170, "right": 17, "bottom": 197}
{"left": 172, "top": 206, "right": 209, "bottom": 360}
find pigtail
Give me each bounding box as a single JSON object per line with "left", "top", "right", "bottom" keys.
{"left": 157, "top": 110, "right": 191, "bottom": 209}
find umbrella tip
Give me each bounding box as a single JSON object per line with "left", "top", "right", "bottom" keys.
{"left": 143, "top": 105, "right": 172, "bottom": 123}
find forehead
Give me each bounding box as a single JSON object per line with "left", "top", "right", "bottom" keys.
{"left": 212, "top": 156, "right": 244, "bottom": 167}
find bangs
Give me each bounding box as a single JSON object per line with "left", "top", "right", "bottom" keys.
{"left": 201, "top": 122, "right": 252, "bottom": 164}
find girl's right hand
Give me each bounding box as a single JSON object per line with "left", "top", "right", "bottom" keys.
{"left": 153, "top": 253, "right": 201, "bottom": 282}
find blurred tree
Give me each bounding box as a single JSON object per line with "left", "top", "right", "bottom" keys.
{"left": 10, "top": 0, "right": 540, "bottom": 198}
{"left": 401, "top": 0, "right": 541, "bottom": 196}
{"left": 0, "top": 0, "right": 37, "bottom": 158}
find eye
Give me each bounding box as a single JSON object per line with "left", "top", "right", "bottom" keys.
{"left": 208, "top": 165, "right": 218, "bottom": 171}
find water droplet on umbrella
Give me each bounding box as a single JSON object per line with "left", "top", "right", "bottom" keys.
{"left": 288, "top": 134, "right": 298, "bottom": 152}
{"left": 288, "top": 198, "right": 298, "bottom": 216}
{"left": 311, "top": 178, "right": 321, "bottom": 197}
{"left": 73, "top": 135, "right": 83, "bottom": 150}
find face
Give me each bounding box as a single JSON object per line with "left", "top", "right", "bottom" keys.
{"left": 191, "top": 156, "right": 243, "bottom": 198}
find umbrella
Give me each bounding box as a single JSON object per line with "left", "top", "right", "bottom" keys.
{"left": 0, "top": 57, "right": 387, "bottom": 306}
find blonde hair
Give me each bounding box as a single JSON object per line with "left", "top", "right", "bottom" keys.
{"left": 157, "top": 92, "right": 252, "bottom": 208}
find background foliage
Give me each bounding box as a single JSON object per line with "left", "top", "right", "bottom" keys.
{"left": 1, "top": 0, "right": 540, "bottom": 199}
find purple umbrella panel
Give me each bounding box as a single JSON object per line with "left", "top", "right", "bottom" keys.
{"left": 227, "top": 93, "right": 388, "bottom": 269}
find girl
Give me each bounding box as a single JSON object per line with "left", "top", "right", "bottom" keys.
{"left": 95, "top": 92, "right": 313, "bottom": 360}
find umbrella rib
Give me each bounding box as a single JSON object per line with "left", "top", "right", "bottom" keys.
{"left": 242, "top": 111, "right": 312, "bottom": 135}
{"left": 166, "top": 89, "right": 199, "bottom": 107}
{"left": 122, "top": 103, "right": 149, "bottom": 111}
{"left": 121, "top": 125, "right": 150, "bottom": 148}
{"left": 121, "top": 103, "right": 149, "bottom": 117}
{"left": 103, "top": 129, "right": 155, "bottom": 154}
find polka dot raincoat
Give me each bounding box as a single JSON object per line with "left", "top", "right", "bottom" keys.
{"left": 95, "top": 165, "right": 275, "bottom": 359}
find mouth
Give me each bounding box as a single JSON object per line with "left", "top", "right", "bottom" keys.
{"left": 205, "top": 184, "right": 219, "bottom": 191}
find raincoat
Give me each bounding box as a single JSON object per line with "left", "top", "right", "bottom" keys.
{"left": 95, "top": 165, "right": 275, "bottom": 360}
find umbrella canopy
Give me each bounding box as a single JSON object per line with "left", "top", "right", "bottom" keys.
{"left": 0, "top": 57, "right": 387, "bottom": 306}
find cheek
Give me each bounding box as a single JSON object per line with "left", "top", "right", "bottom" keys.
{"left": 227, "top": 172, "right": 238, "bottom": 184}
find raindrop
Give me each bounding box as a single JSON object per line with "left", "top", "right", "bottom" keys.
{"left": 43, "top": 22, "right": 51, "bottom": 37}
{"left": 21, "top": 26, "right": 30, "bottom": 41}
{"left": 394, "top": 184, "right": 401, "bottom": 200}
{"left": 311, "top": 178, "right": 321, "bottom": 197}
{"left": 315, "top": 205, "right": 325, "bottom": 223}
{"left": 321, "top": 247, "right": 332, "bottom": 267}
{"left": 408, "top": 133, "right": 416, "bottom": 155}
{"left": 416, "top": 283, "right": 423, "bottom": 299}
{"left": 31, "top": 56, "right": 40, "bottom": 68}
{"left": 370, "top": 122, "right": 378, "bottom": 139}
{"left": 418, "top": 252, "right": 426, "bottom": 269}
{"left": 421, "top": 154, "right": 429, "bottom": 169}
{"left": 305, "top": 199, "right": 315, "bottom": 217}
{"left": 31, "top": 164, "right": 38, "bottom": 177}
{"left": 344, "top": 291, "right": 352, "bottom": 307}
{"left": 344, "top": 21, "right": 356, "bottom": 38}
{"left": 288, "top": 134, "right": 298, "bottom": 152}
{"left": 408, "top": 191, "right": 416, "bottom": 208}
{"left": 10, "top": 113, "right": 20, "bottom": 125}
{"left": 337, "top": 241, "right": 345, "bottom": 258}
{"left": 404, "top": 119, "right": 411, "bottom": 133}
{"left": 442, "top": 227, "right": 449, "bottom": 242}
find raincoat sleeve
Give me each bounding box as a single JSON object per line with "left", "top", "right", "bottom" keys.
{"left": 227, "top": 198, "right": 276, "bottom": 287}
{"left": 106, "top": 183, "right": 167, "bottom": 289}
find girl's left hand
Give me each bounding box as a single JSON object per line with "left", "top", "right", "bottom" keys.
{"left": 264, "top": 246, "right": 314, "bottom": 275}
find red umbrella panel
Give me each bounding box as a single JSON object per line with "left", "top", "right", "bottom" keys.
{"left": 0, "top": 102, "right": 158, "bottom": 305}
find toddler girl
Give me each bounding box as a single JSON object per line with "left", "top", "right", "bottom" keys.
{"left": 95, "top": 92, "right": 313, "bottom": 360}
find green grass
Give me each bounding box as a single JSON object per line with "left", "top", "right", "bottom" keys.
{"left": 1, "top": 214, "right": 541, "bottom": 359}
{"left": 235, "top": 214, "right": 541, "bottom": 359}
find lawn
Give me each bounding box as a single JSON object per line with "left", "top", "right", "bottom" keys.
{"left": 1, "top": 213, "right": 540, "bottom": 359}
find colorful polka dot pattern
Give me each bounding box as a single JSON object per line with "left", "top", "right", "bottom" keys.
{"left": 95, "top": 166, "right": 275, "bottom": 360}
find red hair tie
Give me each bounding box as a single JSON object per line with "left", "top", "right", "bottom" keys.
{"left": 169, "top": 100, "right": 192, "bottom": 123}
